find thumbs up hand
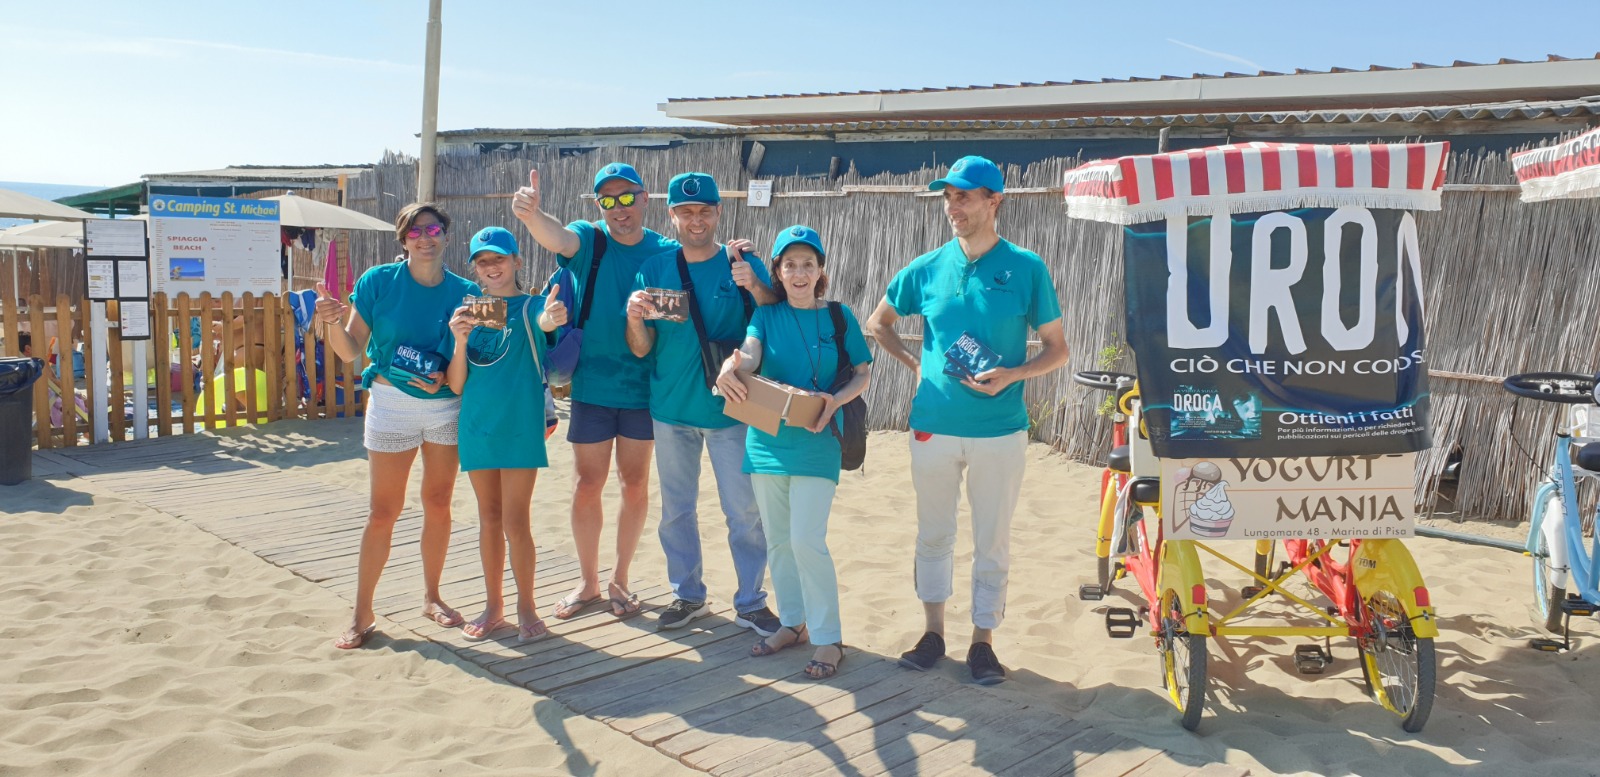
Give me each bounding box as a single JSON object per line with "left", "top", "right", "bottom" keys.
{"left": 512, "top": 169, "right": 542, "bottom": 225}
{"left": 539, "top": 284, "right": 568, "bottom": 332}
{"left": 716, "top": 349, "right": 750, "bottom": 402}
{"left": 313, "top": 280, "right": 349, "bottom": 325}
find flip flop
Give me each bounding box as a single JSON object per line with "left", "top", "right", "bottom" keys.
{"left": 806, "top": 644, "right": 846, "bottom": 680}
{"left": 333, "top": 623, "right": 377, "bottom": 650}
{"left": 608, "top": 584, "right": 642, "bottom": 617}
{"left": 553, "top": 593, "right": 602, "bottom": 620}
{"left": 422, "top": 605, "right": 464, "bottom": 628}
{"left": 518, "top": 618, "right": 551, "bottom": 644}
{"left": 462, "top": 617, "right": 508, "bottom": 641}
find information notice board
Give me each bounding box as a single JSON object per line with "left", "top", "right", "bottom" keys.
{"left": 148, "top": 195, "right": 280, "bottom": 297}
{"left": 84, "top": 219, "right": 153, "bottom": 340}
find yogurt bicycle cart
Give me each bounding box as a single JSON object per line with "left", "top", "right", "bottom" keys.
{"left": 1063, "top": 141, "right": 1447, "bottom": 732}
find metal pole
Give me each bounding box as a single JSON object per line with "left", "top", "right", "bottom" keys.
{"left": 418, "top": 0, "right": 442, "bottom": 202}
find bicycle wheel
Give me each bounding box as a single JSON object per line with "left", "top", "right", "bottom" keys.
{"left": 1157, "top": 589, "right": 1207, "bottom": 731}
{"left": 1357, "top": 590, "right": 1436, "bottom": 733}
{"left": 1095, "top": 473, "right": 1119, "bottom": 592}
{"left": 1531, "top": 491, "right": 1567, "bottom": 634}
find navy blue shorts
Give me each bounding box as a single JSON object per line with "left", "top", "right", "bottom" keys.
{"left": 568, "top": 399, "right": 655, "bottom": 444}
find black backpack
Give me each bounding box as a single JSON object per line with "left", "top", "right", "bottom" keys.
{"left": 826, "top": 302, "right": 867, "bottom": 471}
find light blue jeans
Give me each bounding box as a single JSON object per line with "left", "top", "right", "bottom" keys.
{"left": 751, "top": 474, "right": 841, "bottom": 645}
{"left": 653, "top": 420, "right": 769, "bottom": 613}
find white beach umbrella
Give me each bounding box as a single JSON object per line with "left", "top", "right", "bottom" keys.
{"left": 263, "top": 193, "right": 392, "bottom": 231}
{"left": 0, "top": 188, "right": 95, "bottom": 221}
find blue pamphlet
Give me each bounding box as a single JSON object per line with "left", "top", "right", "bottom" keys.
{"left": 943, "top": 332, "right": 1000, "bottom": 382}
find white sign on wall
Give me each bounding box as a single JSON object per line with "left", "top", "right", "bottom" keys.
{"left": 148, "top": 195, "right": 280, "bottom": 297}
{"left": 1161, "top": 452, "right": 1415, "bottom": 541}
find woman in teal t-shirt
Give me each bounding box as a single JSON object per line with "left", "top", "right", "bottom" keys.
{"left": 715, "top": 225, "right": 872, "bottom": 680}
{"left": 445, "top": 227, "right": 562, "bottom": 643}
{"left": 316, "top": 203, "right": 477, "bottom": 650}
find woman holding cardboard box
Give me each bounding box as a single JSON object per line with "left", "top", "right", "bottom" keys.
{"left": 715, "top": 225, "right": 872, "bottom": 680}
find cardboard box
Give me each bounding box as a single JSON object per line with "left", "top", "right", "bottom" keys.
{"left": 721, "top": 374, "right": 826, "bottom": 435}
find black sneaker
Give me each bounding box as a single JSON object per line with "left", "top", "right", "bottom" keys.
{"left": 734, "top": 606, "right": 782, "bottom": 637}
{"left": 967, "top": 641, "right": 1007, "bottom": 685}
{"left": 898, "top": 631, "right": 946, "bottom": 670}
{"left": 656, "top": 599, "right": 710, "bottom": 631}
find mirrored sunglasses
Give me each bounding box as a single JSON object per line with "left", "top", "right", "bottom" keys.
{"left": 406, "top": 223, "right": 446, "bottom": 239}
{"left": 597, "top": 191, "right": 643, "bottom": 210}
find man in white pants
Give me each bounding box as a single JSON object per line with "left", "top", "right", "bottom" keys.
{"left": 866, "top": 155, "right": 1070, "bottom": 685}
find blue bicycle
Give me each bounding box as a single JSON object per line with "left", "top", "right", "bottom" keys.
{"left": 1503, "top": 372, "right": 1600, "bottom": 649}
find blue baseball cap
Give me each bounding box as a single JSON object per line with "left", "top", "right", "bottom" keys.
{"left": 666, "top": 172, "right": 721, "bottom": 208}
{"left": 469, "top": 226, "right": 519, "bottom": 258}
{"left": 771, "top": 225, "right": 825, "bottom": 264}
{"left": 593, "top": 162, "right": 644, "bottom": 194}
{"left": 928, "top": 155, "right": 1005, "bottom": 193}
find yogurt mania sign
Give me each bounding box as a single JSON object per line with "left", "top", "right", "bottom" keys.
{"left": 1161, "top": 453, "right": 1415, "bottom": 541}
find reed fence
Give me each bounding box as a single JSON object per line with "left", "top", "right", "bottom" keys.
{"left": 333, "top": 141, "right": 1600, "bottom": 520}
{"left": 0, "top": 292, "right": 364, "bottom": 449}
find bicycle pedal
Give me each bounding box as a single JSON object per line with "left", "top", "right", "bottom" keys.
{"left": 1104, "top": 607, "right": 1139, "bottom": 639}
{"left": 1241, "top": 585, "right": 1265, "bottom": 599}
{"left": 1079, "top": 584, "right": 1105, "bottom": 601}
{"left": 1293, "top": 644, "right": 1332, "bottom": 674}
{"left": 1561, "top": 598, "right": 1598, "bottom": 617}
{"left": 1528, "top": 638, "right": 1566, "bottom": 652}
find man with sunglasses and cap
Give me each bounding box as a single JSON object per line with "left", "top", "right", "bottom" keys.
{"left": 866, "top": 155, "right": 1070, "bottom": 685}
{"left": 625, "top": 172, "right": 783, "bottom": 636}
{"left": 510, "top": 162, "right": 673, "bottom": 620}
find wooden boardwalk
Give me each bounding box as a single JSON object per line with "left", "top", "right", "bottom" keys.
{"left": 35, "top": 435, "right": 1249, "bottom": 777}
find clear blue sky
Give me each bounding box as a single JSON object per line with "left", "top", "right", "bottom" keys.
{"left": 4, "top": 0, "right": 1597, "bottom": 187}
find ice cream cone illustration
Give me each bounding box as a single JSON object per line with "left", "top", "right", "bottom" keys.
{"left": 1174, "top": 461, "right": 1237, "bottom": 537}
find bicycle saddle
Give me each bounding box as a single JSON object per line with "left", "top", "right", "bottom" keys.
{"left": 1577, "top": 442, "right": 1600, "bottom": 472}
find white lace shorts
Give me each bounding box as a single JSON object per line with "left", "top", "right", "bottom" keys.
{"left": 363, "top": 382, "right": 461, "bottom": 453}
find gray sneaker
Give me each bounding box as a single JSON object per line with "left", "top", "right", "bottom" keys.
{"left": 656, "top": 599, "right": 710, "bottom": 631}
{"left": 734, "top": 606, "right": 782, "bottom": 637}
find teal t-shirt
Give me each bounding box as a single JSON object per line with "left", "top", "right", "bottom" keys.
{"left": 742, "top": 301, "right": 874, "bottom": 483}
{"left": 559, "top": 221, "right": 676, "bottom": 410}
{"left": 885, "top": 238, "right": 1062, "bottom": 437}
{"left": 351, "top": 259, "right": 479, "bottom": 399}
{"left": 633, "top": 246, "right": 772, "bottom": 429}
{"left": 452, "top": 294, "right": 552, "bottom": 471}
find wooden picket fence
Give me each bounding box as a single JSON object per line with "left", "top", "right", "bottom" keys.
{"left": 1, "top": 292, "right": 365, "bottom": 449}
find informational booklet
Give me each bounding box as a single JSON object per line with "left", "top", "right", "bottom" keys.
{"left": 645, "top": 288, "right": 688, "bottom": 322}
{"left": 463, "top": 295, "right": 507, "bottom": 329}
{"left": 942, "top": 331, "right": 1001, "bottom": 381}
{"left": 390, "top": 345, "right": 444, "bottom": 382}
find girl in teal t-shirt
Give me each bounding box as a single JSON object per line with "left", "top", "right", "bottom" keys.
{"left": 445, "top": 227, "right": 561, "bottom": 644}
{"left": 714, "top": 225, "right": 872, "bottom": 680}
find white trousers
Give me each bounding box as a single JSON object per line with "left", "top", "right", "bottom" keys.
{"left": 910, "top": 430, "right": 1029, "bottom": 630}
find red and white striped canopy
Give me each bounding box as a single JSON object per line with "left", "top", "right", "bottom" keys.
{"left": 1512, "top": 126, "right": 1600, "bottom": 203}
{"left": 1062, "top": 141, "right": 1450, "bottom": 224}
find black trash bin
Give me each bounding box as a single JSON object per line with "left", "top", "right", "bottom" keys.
{"left": 0, "top": 357, "right": 45, "bottom": 486}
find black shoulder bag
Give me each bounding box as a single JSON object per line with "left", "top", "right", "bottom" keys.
{"left": 827, "top": 301, "right": 868, "bottom": 471}
{"left": 577, "top": 224, "right": 606, "bottom": 329}
{"left": 675, "top": 249, "right": 754, "bottom": 390}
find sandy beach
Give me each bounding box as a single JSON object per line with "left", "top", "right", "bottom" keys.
{"left": 6, "top": 416, "right": 1600, "bottom": 776}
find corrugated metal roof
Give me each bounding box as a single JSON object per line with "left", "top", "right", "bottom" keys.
{"left": 441, "top": 98, "right": 1600, "bottom": 141}
{"left": 145, "top": 165, "right": 371, "bottom": 182}
{"left": 665, "top": 54, "right": 1600, "bottom": 104}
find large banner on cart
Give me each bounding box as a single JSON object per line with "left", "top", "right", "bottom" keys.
{"left": 1125, "top": 206, "right": 1431, "bottom": 459}
{"left": 1161, "top": 453, "right": 1416, "bottom": 540}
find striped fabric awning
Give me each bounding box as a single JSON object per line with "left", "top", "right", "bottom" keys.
{"left": 1062, "top": 141, "right": 1450, "bottom": 224}
{"left": 1512, "top": 126, "right": 1600, "bottom": 203}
